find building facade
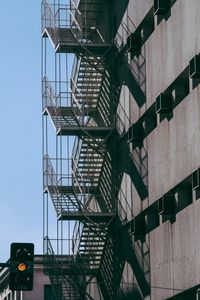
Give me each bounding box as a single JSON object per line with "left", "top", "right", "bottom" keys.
{"left": 0, "top": 256, "right": 53, "bottom": 300}
{"left": 41, "top": 0, "right": 200, "bottom": 299}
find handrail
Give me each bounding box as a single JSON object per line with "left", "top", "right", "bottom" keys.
{"left": 42, "top": 76, "right": 56, "bottom": 110}
{"left": 71, "top": 0, "right": 81, "bottom": 13}
{"left": 43, "top": 236, "right": 57, "bottom": 277}
{"left": 72, "top": 137, "right": 82, "bottom": 166}
{"left": 68, "top": 8, "right": 81, "bottom": 31}
{"left": 43, "top": 75, "right": 100, "bottom": 128}
{"left": 42, "top": 0, "right": 111, "bottom": 48}
{"left": 71, "top": 55, "right": 80, "bottom": 83}
{"left": 70, "top": 77, "right": 82, "bottom": 111}
{"left": 43, "top": 155, "right": 72, "bottom": 188}
{"left": 72, "top": 0, "right": 80, "bottom": 8}
{"left": 43, "top": 154, "right": 57, "bottom": 189}
{"left": 55, "top": 6, "right": 71, "bottom": 30}
{"left": 72, "top": 221, "right": 84, "bottom": 255}
{"left": 44, "top": 235, "right": 55, "bottom": 256}
{"left": 41, "top": 0, "right": 56, "bottom": 33}
{"left": 43, "top": 76, "right": 72, "bottom": 109}
{"left": 71, "top": 156, "right": 88, "bottom": 195}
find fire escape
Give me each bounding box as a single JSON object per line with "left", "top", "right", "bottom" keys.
{"left": 41, "top": 0, "right": 150, "bottom": 299}
{"left": 41, "top": 0, "right": 119, "bottom": 299}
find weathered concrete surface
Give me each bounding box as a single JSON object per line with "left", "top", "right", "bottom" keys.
{"left": 150, "top": 225, "right": 174, "bottom": 300}
{"left": 119, "top": 172, "right": 142, "bottom": 221}
{"left": 146, "top": 0, "right": 200, "bottom": 108}
{"left": 148, "top": 86, "right": 200, "bottom": 204}
{"left": 172, "top": 201, "right": 200, "bottom": 292}
{"left": 127, "top": 0, "right": 153, "bottom": 30}
{"left": 150, "top": 201, "right": 200, "bottom": 299}
{"left": 117, "top": 0, "right": 200, "bottom": 299}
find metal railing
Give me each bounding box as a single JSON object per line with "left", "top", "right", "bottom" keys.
{"left": 43, "top": 155, "right": 72, "bottom": 189}
{"left": 44, "top": 155, "right": 103, "bottom": 217}
{"left": 68, "top": 0, "right": 81, "bottom": 30}
{"left": 43, "top": 154, "right": 58, "bottom": 190}
{"left": 41, "top": 0, "right": 55, "bottom": 33}
{"left": 72, "top": 137, "right": 82, "bottom": 168}
{"left": 70, "top": 78, "right": 83, "bottom": 110}
{"left": 43, "top": 75, "right": 100, "bottom": 129}
{"left": 42, "top": 76, "right": 57, "bottom": 112}
{"left": 43, "top": 236, "right": 59, "bottom": 279}
{"left": 43, "top": 155, "right": 76, "bottom": 215}
{"left": 42, "top": 0, "right": 110, "bottom": 46}
{"left": 43, "top": 237, "right": 75, "bottom": 272}
{"left": 42, "top": 76, "right": 72, "bottom": 110}
{"left": 44, "top": 153, "right": 100, "bottom": 195}
{"left": 71, "top": 0, "right": 80, "bottom": 8}
{"left": 72, "top": 221, "right": 84, "bottom": 256}
{"left": 70, "top": 55, "right": 80, "bottom": 84}
{"left": 54, "top": 5, "right": 73, "bottom": 30}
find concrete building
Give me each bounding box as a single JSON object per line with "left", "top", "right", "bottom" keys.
{"left": 41, "top": 0, "right": 200, "bottom": 299}
{"left": 0, "top": 256, "right": 53, "bottom": 300}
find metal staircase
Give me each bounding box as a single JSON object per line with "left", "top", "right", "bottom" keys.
{"left": 72, "top": 221, "right": 108, "bottom": 273}
{"left": 42, "top": 0, "right": 128, "bottom": 299}
{"left": 43, "top": 154, "right": 115, "bottom": 221}
{"left": 42, "top": 75, "right": 113, "bottom": 137}
{"left": 72, "top": 137, "right": 105, "bottom": 186}
{"left": 70, "top": 55, "right": 104, "bottom": 109}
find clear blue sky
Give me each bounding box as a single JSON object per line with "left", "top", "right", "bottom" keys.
{"left": 0, "top": 1, "right": 42, "bottom": 261}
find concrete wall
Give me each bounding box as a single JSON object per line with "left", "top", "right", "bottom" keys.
{"left": 117, "top": 0, "right": 200, "bottom": 299}
{"left": 148, "top": 85, "right": 200, "bottom": 204}
{"left": 127, "top": 0, "right": 153, "bottom": 30}
{"left": 150, "top": 201, "right": 200, "bottom": 299}
{"left": 146, "top": 0, "right": 200, "bottom": 108}
{"left": 124, "top": 0, "right": 200, "bottom": 123}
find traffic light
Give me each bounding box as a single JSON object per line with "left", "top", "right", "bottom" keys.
{"left": 9, "top": 243, "right": 34, "bottom": 291}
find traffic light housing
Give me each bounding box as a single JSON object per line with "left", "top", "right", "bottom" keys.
{"left": 9, "top": 243, "right": 34, "bottom": 291}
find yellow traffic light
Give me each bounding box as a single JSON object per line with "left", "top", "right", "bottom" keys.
{"left": 17, "top": 262, "right": 28, "bottom": 272}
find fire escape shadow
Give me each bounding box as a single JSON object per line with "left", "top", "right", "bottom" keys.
{"left": 118, "top": 226, "right": 150, "bottom": 298}
{"left": 119, "top": 138, "right": 148, "bottom": 200}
